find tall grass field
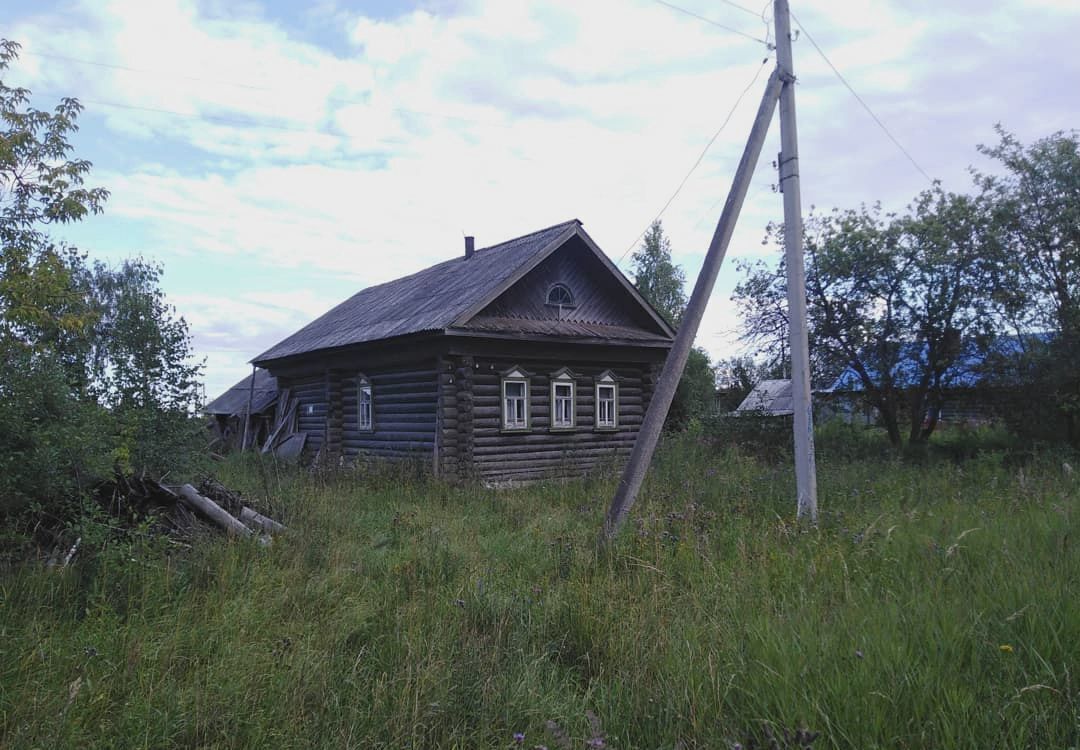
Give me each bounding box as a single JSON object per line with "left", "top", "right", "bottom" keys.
{"left": 1, "top": 430, "right": 1077, "bottom": 748}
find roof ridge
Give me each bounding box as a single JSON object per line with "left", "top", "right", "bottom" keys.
{"left": 476, "top": 218, "right": 581, "bottom": 252}
{"left": 312, "top": 219, "right": 581, "bottom": 303}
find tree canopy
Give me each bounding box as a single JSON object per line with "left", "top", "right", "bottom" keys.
{"left": 1, "top": 40, "right": 204, "bottom": 518}
{"left": 734, "top": 127, "right": 1080, "bottom": 448}
{"left": 629, "top": 220, "right": 715, "bottom": 429}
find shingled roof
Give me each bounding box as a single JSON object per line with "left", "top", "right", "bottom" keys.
{"left": 204, "top": 368, "right": 278, "bottom": 416}
{"left": 253, "top": 219, "right": 674, "bottom": 364}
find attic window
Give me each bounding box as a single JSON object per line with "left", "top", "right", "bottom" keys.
{"left": 546, "top": 283, "right": 575, "bottom": 308}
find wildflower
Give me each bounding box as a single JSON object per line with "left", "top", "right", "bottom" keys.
{"left": 999, "top": 644, "right": 1014, "bottom": 653}
{"left": 855, "top": 649, "right": 864, "bottom": 659}
{"left": 513, "top": 732, "right": 525, "bottom": 744}
{"left": 452, "top": 599, "right": 465, "bottom": 608}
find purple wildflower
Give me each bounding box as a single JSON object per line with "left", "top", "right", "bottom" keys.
{"left": 513, "top": 731, "right": 525, "bottom": 744}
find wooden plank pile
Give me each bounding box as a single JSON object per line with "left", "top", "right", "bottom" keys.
{"left": 47, "top": 474, "right": 288, "bottom": 567}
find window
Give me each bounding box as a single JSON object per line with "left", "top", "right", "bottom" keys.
{"left": 545, "top": 283, "right": 575, "bottom": 308}
{"left": 550, "top": 368, "right": 577, "bottom": 430}
{"left": 357, "top": 375, "right": 373, "bottom": 431}
{"left": 595, "top": 371, "right": 618, "bottom": 430}
{"left": 501, "top": 368, "right": 530, "bottom": 430}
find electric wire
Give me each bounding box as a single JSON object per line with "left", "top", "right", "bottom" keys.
{"left": 13, "top": 47, "right": 516, "bottom": 129}
{"left": 789, "top": 12, "right": 934, "bottom": 183}
{"left": 717, "top": 0, "right": 766, "bottom": 19}
{"left": 27, "top": 91, "right": 370, "bottom": 140}
{"left": 616, "top": 53, "right": 772, "bottom": 268}
{"left": 651, "top": 0, "right": 770, "bottom": 46}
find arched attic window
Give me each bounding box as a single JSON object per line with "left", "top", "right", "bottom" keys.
{"left": 545, "top": 283, "right": 575, "bottom": 308}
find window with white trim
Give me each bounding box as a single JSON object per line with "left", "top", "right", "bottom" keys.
{"left": 357, "top": 375, "right": 373, "bottom": 431}
{"left": 502, "top": 368, "right": 529, "bottom": 430}
{"left": 595, "top": 371, "right": 618, "bottom": 429}
{"left": 550, "top": 370, "right": 576, "bottom": 429}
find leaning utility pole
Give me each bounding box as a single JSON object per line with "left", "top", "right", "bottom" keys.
{"left": 602, "top": 0, "right": 817, "bottom": 540}
{"left": 603, "top": 70, "right": 783, "bottom": 540}
{"left": 774, "top": 0, "right": 818, "bottom": 522}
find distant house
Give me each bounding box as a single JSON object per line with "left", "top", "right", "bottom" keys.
{"left": 821, "top": 336, "right": 1038, "bottom": 426}
{"left": 204, "top": 369, "right": 278, "bottom": 450}
{"left": 240, "top": 219, "right": 675, "bottom": 481}
{"left": 732, "top": 379, "right": 793, "bottom": 416}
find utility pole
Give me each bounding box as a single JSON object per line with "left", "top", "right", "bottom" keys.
{"left": 600, "top": 1, "right": 820, "bottom": 540}
{"left": 602, "top": 70, "right": 783, "bottom": 541}
{"left": 774, "top": 0, "right": 818, "bottom": 522}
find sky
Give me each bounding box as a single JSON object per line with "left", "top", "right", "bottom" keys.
{"left": 3, "top": 0, "right": 1078, "bottom": 399}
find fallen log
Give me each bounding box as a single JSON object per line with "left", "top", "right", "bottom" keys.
{"left": 176, "top": 484, "right": 252, "bottom": 538}
{"left": 240, "top": 506, "right": 286, "bottom": 535}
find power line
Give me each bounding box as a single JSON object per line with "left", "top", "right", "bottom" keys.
{"left": 651, "top": 0, "right": 771, "bottom": 46}
{"left": 717, "top": 0, "right": 766, "bottom": 19}
{"left": 789, "top": 12, "right": 935, "bottom": 184}
{"left": 14, "top": 46, "right": 516, "bottom": 130}
{"left": 29, "top": 90, "right": 371, "bottom": 141}
{"left": 617, "top": 54, "right": 772, "bottom": 268}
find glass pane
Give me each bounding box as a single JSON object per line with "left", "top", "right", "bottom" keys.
{"left": 505, "top": 381, "right": 524, "bottom": 398}
{"left": 555, "top": 383, "right": 572, "bottom": 397}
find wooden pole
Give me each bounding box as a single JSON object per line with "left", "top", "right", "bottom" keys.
{"left": 774, "top": 0, "right": 818, "bottom": 522}
{"left": 176, "top": 484, "right": 253, "bottom": 537}
{"left": 602, "top": 70, "right": 784, "bottom": 540}
{"left": 241, "top": 365, "right": 256, "bottom": 452}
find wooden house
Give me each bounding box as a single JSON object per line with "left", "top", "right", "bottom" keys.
{"left": 250, "top": 219, "right": 675, "bottom": 481}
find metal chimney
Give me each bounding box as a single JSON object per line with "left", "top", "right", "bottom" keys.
{"left": 465, "top": 236, "right": 475, "bottom": 259}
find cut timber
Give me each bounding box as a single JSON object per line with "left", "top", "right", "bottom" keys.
{"left": 240, "top": 507, "right": 286, "bottom": 535}
{"left": 176, "top": 484, "right": 252, "bottom": 537}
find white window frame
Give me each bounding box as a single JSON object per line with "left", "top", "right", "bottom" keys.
{"left": 357, "top": 374, "right": 373, "bottom": 432}
{"left": 501, "top": 368, "right": 530, "bottom": 431}
{"left": 550, "top": 370, "right": 577, "bottom": 430}
{"left": 595, "top": 371, "right": 619, "bottom": 430}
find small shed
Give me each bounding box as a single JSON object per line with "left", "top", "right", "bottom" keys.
{"left": 204, "top": 369, "right": 278, "bottom": 450}
{"left": 733, "top": 379, "right": 794, "bottom": 416}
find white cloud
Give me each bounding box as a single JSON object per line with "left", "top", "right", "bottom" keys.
{"left": 7, "top": 0, "right": 1080, "bottom": 395}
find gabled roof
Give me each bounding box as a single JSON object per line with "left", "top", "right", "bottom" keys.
{"left": 733, "top": 379, "right": 794, "bottom": 416}
{"left": 253, "top": 219, "right": 675, "bottom": 364}
{"left": 204, "top": 368, "right": 278, "bottom": 416}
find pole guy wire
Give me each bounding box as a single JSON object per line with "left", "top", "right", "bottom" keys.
{"left": 617, "top": 53, "right": 772, "bottom": 268}
{"left": 651, "top": 0, "right": 771, "bottom": 46}
{"left": 789, "top": 12, "right": 935, "bottom": 184}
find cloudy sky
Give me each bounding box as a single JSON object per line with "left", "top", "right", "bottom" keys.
{"left": 4, "top": 0, "right": 1077, "bottom": 398}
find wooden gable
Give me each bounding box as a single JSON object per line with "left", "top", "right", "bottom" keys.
{"left": 465, "top": 234, "right": 670, "bottom": 337}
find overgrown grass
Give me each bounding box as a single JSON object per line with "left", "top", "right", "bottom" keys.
{"left": 1, "top": 436, "right": 1077, "bottom": 748}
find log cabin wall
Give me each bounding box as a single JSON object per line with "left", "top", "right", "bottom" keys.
{"left": 286, "top": 375, "right": 328, "bottom": 453}
{"left": 340, "top": 363, "right": 438, "bottom": 460}
{"left": 464, "top": 356, "right": 647, "bottom": 482}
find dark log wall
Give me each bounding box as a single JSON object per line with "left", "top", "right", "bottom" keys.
{"left": 462, "top": 356, "right": 646, "bottom": 482}
{"left": 341, "top": 365, "right": 438, "bottom": 459}
{"left": 289, "top": 375, "right": 327, "bottom": 453}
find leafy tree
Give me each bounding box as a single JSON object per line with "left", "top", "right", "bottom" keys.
{"left": 631, "top": 220, "right": 687, "bottom": 328}
{"left": 735, "top": 188, "right": 997, "bottom": 448}
{"left": 976, "top": 127, "right": 1080, "bottom": 444}
{"left": 1, "top": 40, "right": 204, "bottom": 520}
{"left": 629, "top": 220, "right": 715, "bottom": 428}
